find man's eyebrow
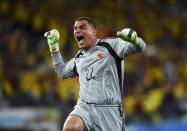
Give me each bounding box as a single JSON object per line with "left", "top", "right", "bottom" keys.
{"left": 74, "top": 23, "right": 87, "bottom": 28}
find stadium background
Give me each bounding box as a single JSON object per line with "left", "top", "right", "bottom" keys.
{"left": 0, "top": 0, "right": 187, "bottom": 130}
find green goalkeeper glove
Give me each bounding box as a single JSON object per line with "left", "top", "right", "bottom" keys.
{"left": 117, "top": 28, "right": 140, "bottom": 46}
{"left": 44, "top": 29, "right": 60, "bottom": 52}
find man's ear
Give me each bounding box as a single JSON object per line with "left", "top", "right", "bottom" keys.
{"left": 93, "top": 30, "right": 96, "bottom": 36}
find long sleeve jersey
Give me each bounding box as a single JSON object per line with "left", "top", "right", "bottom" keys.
{"left": 51, "top": 38, "right": 146, "bottom": 104}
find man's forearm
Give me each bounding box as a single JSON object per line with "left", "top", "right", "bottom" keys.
{"left": 51, "top": 52, "right": 64, "bottom": 65}
{"left": 51, "top": 52, "right": 78, "bottom": 79}
{"left": 51, "top": 52, "right": 68, "bottom": 78}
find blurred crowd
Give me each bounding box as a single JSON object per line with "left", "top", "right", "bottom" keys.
{"left": 0, "top": 0, "right": 187, "bottom": 126}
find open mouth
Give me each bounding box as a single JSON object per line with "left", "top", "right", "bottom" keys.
{"left": 77, "top": 36, "right": 84, "bottom": 42}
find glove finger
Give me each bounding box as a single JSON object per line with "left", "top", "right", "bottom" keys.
{"left": 44, "top": 31, "right": 51, "bottom": 37}
{"left": 127, "top": 29, "right": 135, "bottom": 39}
{"left": 117, "top": 31, "right": 129, "bottom": 39}
{"left": 117, "top": 31, "right": 125, "bottom": 37}
{"left": 47, "top": 34, "right": 54, "bottom": 39}
{"left": 117, "top": 31, "right": 121, "bottom": 36}
{"left": 117, "top": 32, "right": 134, "bottom": 43}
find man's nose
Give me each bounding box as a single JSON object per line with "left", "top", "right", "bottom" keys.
{"left": 74, "top": 28, "right": 81, "bottom": 34}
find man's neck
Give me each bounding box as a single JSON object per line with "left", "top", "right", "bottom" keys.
{"left": 84, "top": 38, "right": 98, "bottom": 52}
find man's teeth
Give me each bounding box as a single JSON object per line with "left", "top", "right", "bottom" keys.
{"left": 77, "top": 36, "right": 84, "bottom": 41}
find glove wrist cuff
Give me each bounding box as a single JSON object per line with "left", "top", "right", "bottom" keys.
{"left": 135, "top": 37, "right": 140, "bottom": 46}
{"left": 49, "top": 42, "right": 59, "bottom": 52}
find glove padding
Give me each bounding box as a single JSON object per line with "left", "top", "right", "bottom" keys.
{"left": 44, "top": 29, "right": 60, "bottom": 52}
{"left": 117, "top": 28, "right": 140, "bottom": 45}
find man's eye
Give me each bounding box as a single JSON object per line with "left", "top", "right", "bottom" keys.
{"left": 81, "top": 26, "right": 86, "bottom": 29}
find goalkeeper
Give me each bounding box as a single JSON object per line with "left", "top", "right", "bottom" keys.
{"left": 44, "top": 17, "right": 146, "bottom": 131}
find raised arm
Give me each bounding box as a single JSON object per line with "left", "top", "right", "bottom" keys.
{"left": 103, "top": 28, "right": 146, "bottom": 58}
{"left": 44, "top": 29, "right": 78, "bottom": 79}
{"left": 116, "top": 28, "right": 146, "bottom": 57}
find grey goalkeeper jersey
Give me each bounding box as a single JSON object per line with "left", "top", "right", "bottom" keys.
{"left": 52, "top": 38, "right": 146, "bottom": 104}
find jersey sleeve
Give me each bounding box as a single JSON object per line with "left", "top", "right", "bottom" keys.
{"left": 103, "top": 37, "right": 146, "bottom": 58}
{"left": 51, "top": 52, "right": 78, "bottom": 79}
